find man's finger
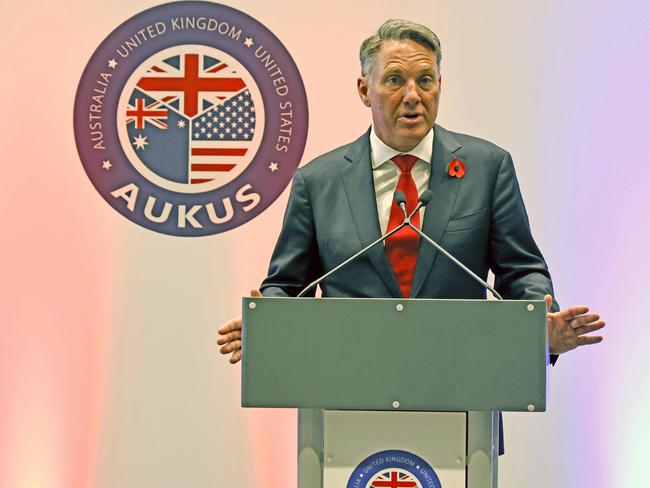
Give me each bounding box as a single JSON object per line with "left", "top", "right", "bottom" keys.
{"left": 218, "top": 317, "right": 242, "bottom": 334}
{"left": 576, "top": 336, "right": 604, "bottom": 347}
{"left": 230, "top": 350, "right": 242, "bottom": 364}
{"left": 571, "top": 313, "right": 601, "bottom": 329}
{"left": 220, "top": 339, "right": 241, "bottom": 354}
{"left": 544, "top": 294, "right": 553, "bottom": 313}
{"left": 251, "top": 289, "right": 262, "bottom": 297}
{"left": 216, "top": 330, "right": 241, "bottom": 345}
{"left": 576, "top": 321, "right": 606, "bottom": 335}
{"left": 558, "top": 305, "right": 590, "bottom": 320}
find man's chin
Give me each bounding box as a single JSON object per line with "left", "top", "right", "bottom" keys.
{"left": 391, "top": 128, "right": 430, "bottom": 151}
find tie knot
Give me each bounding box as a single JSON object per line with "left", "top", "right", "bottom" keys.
{"left": 392, "top": 154, "right": 418, "bottom": 173}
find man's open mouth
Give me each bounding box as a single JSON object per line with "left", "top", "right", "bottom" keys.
{"left": 399, "top": 113, "right": 422, "bottom": 121}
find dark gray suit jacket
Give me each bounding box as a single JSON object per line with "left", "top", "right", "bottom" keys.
{"left": 260, "top": 125, "right": 558, "bottom": 455}
{"left": 261, "top": 124, "right": 556, "bottom": 304}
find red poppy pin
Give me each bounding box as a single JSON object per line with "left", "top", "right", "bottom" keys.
{"left": 446, "top": 159, "right": 466, "bottom": 178}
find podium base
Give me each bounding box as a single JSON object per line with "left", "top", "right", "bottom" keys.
{"left": 298, "top": 409, "right": 499, "bottom": 488}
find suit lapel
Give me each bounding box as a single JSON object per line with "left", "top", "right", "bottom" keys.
{"left": 341, "top": 131, "right": 402, "bottom": 297}
{"left": 410, "top": 125, "right": 462, "bottom": 297}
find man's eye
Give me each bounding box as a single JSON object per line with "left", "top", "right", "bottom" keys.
{"left": 419, "top": 76, "right": 434, "bottom": 85}
{"left": 385, "top": 76, "right": 402, "bottom": 85}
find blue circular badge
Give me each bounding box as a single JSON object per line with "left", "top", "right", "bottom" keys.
{"left": 347, "top": 450, "right": 442, "bottom": 488}
{"left": 74, "top": 1, "right": 308, "bottom": 236}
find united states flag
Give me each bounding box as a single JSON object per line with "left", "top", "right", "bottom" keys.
{"left": 188, "top": 89, "right": 256, "bottom": 184}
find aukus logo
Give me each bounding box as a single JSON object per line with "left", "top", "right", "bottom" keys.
{"left": 74, "top": 1, "right": 308, "bottom": 236}
{"left": 347, "top": 450, "right": 442, "bottom": 488}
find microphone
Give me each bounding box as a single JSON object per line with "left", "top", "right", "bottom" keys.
{"left": 394, "top": 190, "right": 409, "bottom": 221}
{"left": 404, "top": 189, "right": 434, "bottom": 221}
{"left": 407, "top": 190, "right": 503, "bottom": 300}
{"left": 395, "top": 189, "right": 432, "bottom": 222}
{"left": 394, "top": 190, "right": 407, "bottom": 209}
{"left": 419, "top": 189, "right": 434, "bottom": 205}
{"left": 297, "top": 191, "right": 409, "bottom": 297}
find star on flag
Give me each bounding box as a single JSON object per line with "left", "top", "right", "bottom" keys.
{"left": 132, "top": 133, "right": 148, "bottom": 150}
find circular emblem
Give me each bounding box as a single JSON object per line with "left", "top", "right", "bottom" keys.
{"left": 74, "top": 1, "right": 308, "bottom": 236}
{"left": 347, "top": 450, "right": 441, "bottom": 488}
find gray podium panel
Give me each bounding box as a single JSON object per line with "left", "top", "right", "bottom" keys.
{"left": 323, "top": 410, "right": 466, "bottom": 488}
{"left": 242, "top": 298, "right": 547, "bottom": 412}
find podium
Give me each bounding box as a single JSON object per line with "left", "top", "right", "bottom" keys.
{"left": 241, "top": 297, "right": 548, "bottom": 488}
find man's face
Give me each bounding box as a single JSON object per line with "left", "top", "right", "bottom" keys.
{"left": 358, "top": 39, "right": 441, "bottom": 152}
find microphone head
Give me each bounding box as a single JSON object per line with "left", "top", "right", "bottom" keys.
{"left": 394, "top": 190, "right": 407, "bottom": 206}
{"left": 419, "top": 190, "right": 434, "bottom": 206}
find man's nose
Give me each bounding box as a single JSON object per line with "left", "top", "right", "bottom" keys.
{"left": 402, "top": 80, "right": 421, "bottom": 104}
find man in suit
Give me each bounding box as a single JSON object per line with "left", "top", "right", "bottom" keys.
{"left": 218, "top": 19, "right": 604, "bottom": 369}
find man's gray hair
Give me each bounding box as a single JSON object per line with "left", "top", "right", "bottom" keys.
{"left": 359, "top": 19, "right": 442, "bottom": 76}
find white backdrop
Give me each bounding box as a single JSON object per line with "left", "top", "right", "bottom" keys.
{"left": 1, "top": 0, "right": 648, "bottom": 487}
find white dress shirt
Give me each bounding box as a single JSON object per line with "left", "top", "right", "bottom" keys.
{"left": 370, "top": 127, "right": 434, "bottom": 233}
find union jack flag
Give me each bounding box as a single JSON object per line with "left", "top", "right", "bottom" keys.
{"left": 369, "top": 469, "right": 420, "bottom": 488}
{"left": 136, "top": 53, "right": 246, "bottom": 118}
{"left": 126, "top": 98, "right": 169, "bottom": 129}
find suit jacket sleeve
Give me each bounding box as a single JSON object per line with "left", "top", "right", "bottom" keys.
{"left": 489, "top": 152, "right": 556, "bottom": 304}
{"left": 489, "top": 152, "right": 559, "bottom": 364}
{"left": 260, "top": 170, "right": 323, "bottom": 297}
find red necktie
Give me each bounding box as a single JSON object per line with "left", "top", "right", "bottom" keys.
{"left": 385, "top": 154, "right": 421, "bottom": 298}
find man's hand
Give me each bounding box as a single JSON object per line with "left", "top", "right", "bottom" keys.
{"left": 217, "top": 289, "right": 262, "bottom": 364}
{"left": 545, "top": 294, "right": 605, "bottom": 355}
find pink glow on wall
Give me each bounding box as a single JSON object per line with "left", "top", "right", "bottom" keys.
{"left": 246, "top": 409, "right": 297, "bottom": 487}
{"left": 0, "top": 8, "right": 120, "bottom": 478}
{"left": 0, "top": 202, "right": 117, "bottom": 488}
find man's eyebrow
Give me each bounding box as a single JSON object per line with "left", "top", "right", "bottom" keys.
{"left": 416, "top": 63, "right": 436, "bottom": 72}
{"left": 382, "top": 63, "right": 405, "bottom": 72}
{"left": 383, "top": 60, "right": 435, "bottom": 71}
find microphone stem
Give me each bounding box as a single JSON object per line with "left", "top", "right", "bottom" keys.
{"left": 407, "top": 222, "right": 503, "bottom": 300}
{"left": 408, "top": 202, "right": 424, "bottom": 220}
{"left": 297, "top": 221, "right": 408, "bottom": 298}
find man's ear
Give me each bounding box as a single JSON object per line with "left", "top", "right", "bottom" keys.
{"left": 357, "top": 76, "right": 370, "bottom": 107}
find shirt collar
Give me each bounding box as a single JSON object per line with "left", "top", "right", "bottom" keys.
{"left": 370, "top": 126, "right": 434, "bottom": 169}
